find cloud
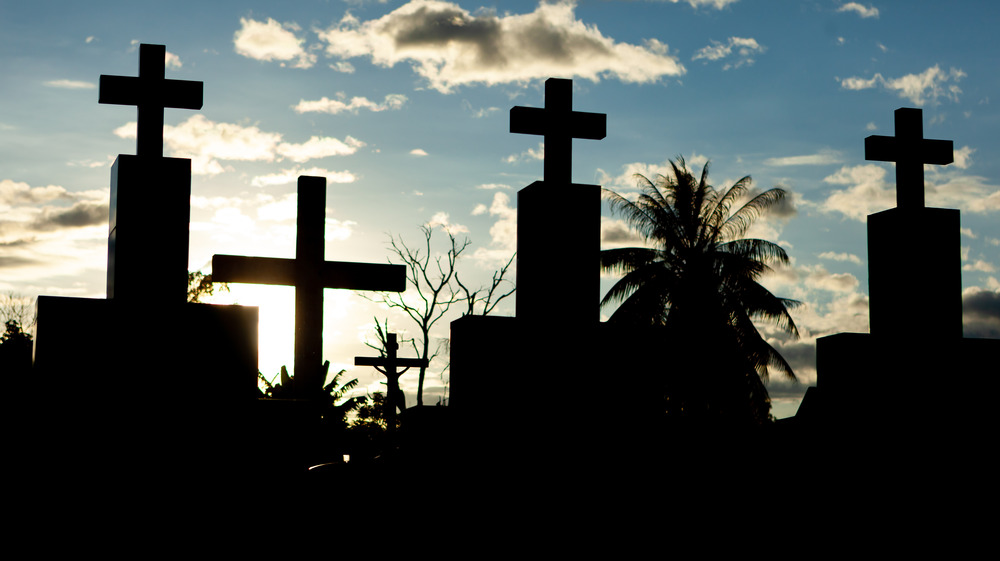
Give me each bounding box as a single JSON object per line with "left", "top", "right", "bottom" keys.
{"left": 425, "top": 211, "right": 469, "bottom": 234}
{"left": 471, "top": 191, "right": 517, "bottom": 266}
{"left": 0, "top": 179, "right": 74, "bottom": 205}
{"left": 409, "top": 149, "right": 429, "bottom": 156}
{"left": 963, "top": 286, "right": 1000, "bottom": 338}
{"left": 114, "top": 115, "right": 363, "bottom": 175}
{"left": 475, "top": 183, "right": 511, "bottom": 190}
{"left": 819, "top": 163, "right": 1000, "bottom": 220}
{"left": 277, "top": 136, "right": 366, "bottom": 162}
{"left": 251, "top": 167, "right": 357, "bottom": 187}
{"left": 692, "top": 37, "right": 765, "bottom": 70}
{"left": 656, "top": 0, "right": 740, "bottom": 8}
{"left": 44, "top": 79, "right": 96, "bottom": 90}
{"left": 601, "top": 217, "right": 646, "bottom": 249}
{"left": 818, "top": 251, "right": 863, "bottom": 266}
{"left": 764, "top": 149, "right": 843, "bottom": 167}
{"left": 330, "top": 61, "right": 356, "bottom": 73}
{"left": 233, "top": 17, "right": 316, "bottom": 68}
{"left": 292, "top": 93, "right": 408, "bottom": 114}
{"left": 839, "top": 65, "right": 966, "bottom": 106}
{"left": 29, "top": 201, "right": 108, "bottom": 231}
{"left": 504, "top": 142, "right": 544, "bottom": 164}
{"left": 963, "top": 259, "right": 996, "bottom": 273}
{"left": 837, "top": 2, "right": 879, "bottom": 18}
{"left": 317, "top": 0, "right": 686, "bottom": 93}
{"left": 164, "top": 51, "right": 183, "bottom": 70}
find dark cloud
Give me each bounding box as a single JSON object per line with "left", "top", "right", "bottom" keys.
{"left": 601, "top": 220, "right": 644, "bottom": 244}
{"left": 0, "top": 255, "right": 39, "bottom": 268}
{"left": 963, "top": 289, "right": 1000, "bottom": 338}
{"left": 30, "top": 201, "right": 108, "bottom": 231}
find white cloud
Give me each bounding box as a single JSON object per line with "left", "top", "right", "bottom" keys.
{"left": 504, "top": 142, "right": 544, "bottom": 164}
{"left": 820, "top": 163, "right": 1000, "bottom": 220}
{"left": 0, "top": 179, "right": 73, "bottom": 205}
{"left": 292, "top": 93, "right": 408, "bottom": 114}
{"left": 818, "top": 251, "right": 863, "bottom": 266}
{"left": 693, "top": 37, "right": 765, "bottom": 70}
{"left": 657, "top": 0, "right": 740, "bottom": 8}
{"left": 251, "top": 167, "right": 357, "bottom": 187}
{"left": 164, "top": 51, "right": 182, "bottom": 70}
{"left": 233, "top": 17, "right": 316, "bottom": 69}
{"left": 425, "top": 211, "right": 468, "bottom": 234}
{"left": 837, "top": 2, "right": 879, "bottom": 18}
{"left": 44, "top": 79, "right": 96, "bottom": 90}
{"left": 409, "top": 149, "right": 429, "bottom": 156}
{"left": 472, "top": 192, "right": 517, "bottom": 266}
{"left": 277, "top": 136, "right": 365, "bottom": 162}
{"left": 114, "top": 115, "right": 364, "bottom": 175}
{"left": 839, "top": 65, "right": 966, "bottom": 106}
{"left": 317, "top": 0, "right": 686, "bottom": 93}
{"left": 764, "top": 149, "right": 842, "bottom": 167}
{"left": 475, "top": 183, "right": 511, "bottom": 190}
{"left": 330, "top": 61, "right": 356, "bottom": 73}
{"left": 963, "top": 259, "right": 996, "bottom": 273}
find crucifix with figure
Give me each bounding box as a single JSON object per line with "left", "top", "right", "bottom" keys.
{"left": 355, "top": 332, "right": 428, "bottom": 436}
{"left": 213, "top": 176, "right": 406, "bottom": 398}
{"left": 865, "top": 107, "right": 954, "bottom": 209}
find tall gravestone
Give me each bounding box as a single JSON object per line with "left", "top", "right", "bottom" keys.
{"left": 30, "top": 45, "right": 260, "bottom": 487}
{"left": 795, "top": 108, "right": 998, "bottom": 452}
{"left": 449, "top": 79, "right": 666, "bottom": 466}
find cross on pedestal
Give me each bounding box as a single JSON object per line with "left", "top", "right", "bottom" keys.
{"left": 865, "top": 107, "right": 954, "bottom": 209}
{"left": 355, "top": 332, "right": 428, "bottom": 435}
{"left": 212, "top": 176, "right": 406, "bottom": 398}
{"left": 99, "top": 43, "right": 203, "bottom": 158}
{"left": 510, "top": 78, "right": 606, "bottom": 185}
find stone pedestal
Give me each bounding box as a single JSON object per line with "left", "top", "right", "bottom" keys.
{"left": 108, "top": 155, "right": 191, "bottom": 304}
{"left": 515, "top": 181, "right": 601, "bottom": 324}
{"left": 868, "top": 207, "right": 962, "bottom": 338}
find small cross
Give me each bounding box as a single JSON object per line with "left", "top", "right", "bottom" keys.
{"left": 212, "top": 176, "right": 406, "bottom": 398}
{"left": 355, "top": 332, "right": 428, "bottom": 435}
{"left": 99, "top": 44, "right": 203, "bottom": 158}
{"left": 865, "top": 108, "right": 954, "bottom": 209}
{"left": 510, "top": 78, "right": 606, "bottom": 185}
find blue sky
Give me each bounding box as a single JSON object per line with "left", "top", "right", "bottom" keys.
{"left": 2, "top": 1, "right": 998, "bottom": 417}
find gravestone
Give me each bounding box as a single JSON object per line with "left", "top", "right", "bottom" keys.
{"left": 30, "top": 45, "right": 259, "bottom": 487}
{"left": 213, "top": 176, "right": 406, "bottom": 399}
{"left": 510, "top": 78, "right": 605, "bottom": 323}
{"left": 794, "top": 108, "right": 999, "bottom": 452}
{"left": 449, "top": 79, "right": 665, "bottom": 466}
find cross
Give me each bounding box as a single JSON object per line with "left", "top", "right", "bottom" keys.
{"left": 510, "top": 78, "right": 606, "bottom": 185}
{"left": 212, "top": 176, "right": 406, "bottom": 398}
{"left": 99, "top": 43, "right": 203, "bottom": 158}
{"left": 355, "top": 332, "right": 428, "bottom": 435}
{"left": 865, "top": 107, "right": 954, "bottom": 209}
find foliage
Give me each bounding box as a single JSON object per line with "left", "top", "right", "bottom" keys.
{"left": 602, "top": 157, "right": 799, "bottom": 424}
{"left": 187, "top": 271, "right": 228, "bottom": 303}
{"left": 258, "top": 362, "right": 369, "bottom": 430}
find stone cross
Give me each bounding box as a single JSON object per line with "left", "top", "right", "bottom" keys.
{"left": 510, "top": 78, "right": 606, "bottom": 185}
{"left": 355, "top": 332, "right": 428, "bottom": 434}
{"left": 99, "top": 43, "right": 203, "bottom": 158}
{"left": 865, "top": 107, "right": 954, "bottom": 209}
{"left": 213, "top": 176, "right": 406, "bottom": 398}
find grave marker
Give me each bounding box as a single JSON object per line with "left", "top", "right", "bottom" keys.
{"left": 355, "top": 332, "right": 428, "bottom": 435}
{"left": 865, "top": 107, "right": 954, "bottom": 209}
{"left": 213, "top": 176, "right": 406, "bottom": 398}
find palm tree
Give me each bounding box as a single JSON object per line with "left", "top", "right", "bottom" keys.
{"left": 602, "top": 157, "right": 799, "bottom": 424}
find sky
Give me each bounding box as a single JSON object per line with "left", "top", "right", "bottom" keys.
{"left": 2, "top": 0, "right": 998, "bottom": 418}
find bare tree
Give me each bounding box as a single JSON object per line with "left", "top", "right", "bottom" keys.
{"left": 1, "top": 292, "right": 35, "bottom": 332}
{"left": 364, "top": 225, "right": 515, "bottom": 406}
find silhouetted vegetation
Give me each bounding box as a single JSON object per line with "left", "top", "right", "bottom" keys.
{"left": 602, "top": 157, "right": 799, "bottom": 424}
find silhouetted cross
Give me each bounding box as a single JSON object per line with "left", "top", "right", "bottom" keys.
{"left": 355, "top": 332, "right": 427, "bottom": 433}
{"left": 213, "top": 176, "right": 406, "bottom": 398}
{"left": 510, "top": 78, "right": 606, "bottom": 185}
{"left": 865, "top": 108, "right": 954, "bottom": 209}
{"left": 99, "top": 43, "right": 203, "bottom": 158}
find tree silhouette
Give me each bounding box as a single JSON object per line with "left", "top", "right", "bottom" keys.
{"left": 602, "top": 157, "right": 799, "bottom": 423}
